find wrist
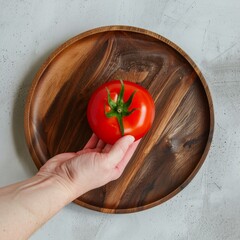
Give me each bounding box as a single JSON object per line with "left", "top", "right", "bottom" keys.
{"left": 15, "top": 175, "right": 72, "bottom": 204}
{"left": 35, "top": 171, "right": 84, "bottom": 202}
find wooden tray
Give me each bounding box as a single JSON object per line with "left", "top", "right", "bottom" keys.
{"left": 24, "top": 26, "right": 214, "bottom": 213}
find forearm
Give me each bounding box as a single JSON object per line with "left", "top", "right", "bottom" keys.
{"left": 0, "top": 175, "right": 79, "bottom": 240}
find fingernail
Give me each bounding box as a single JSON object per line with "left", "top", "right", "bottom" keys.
{"left": 126, "top": 135, "right": 135, "bottom": 143}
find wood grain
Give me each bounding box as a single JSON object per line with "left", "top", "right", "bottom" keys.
{"left": 24, "top": 26, "right": 214, "bottom": 213}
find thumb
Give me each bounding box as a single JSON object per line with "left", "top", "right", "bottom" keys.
{"left": 107, "top": 135, "right": 135, "bottom": 166}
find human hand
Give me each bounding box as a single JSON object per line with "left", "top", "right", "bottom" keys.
{"left": 0, "top": 134, "right": 139, "bottom": 240}
{"left": 37, "top": 134, "right": 140, "bottom": 200}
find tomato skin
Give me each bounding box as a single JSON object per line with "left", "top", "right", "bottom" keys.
{"left": 87, "top": 80, "right": 155, "bottom": 144}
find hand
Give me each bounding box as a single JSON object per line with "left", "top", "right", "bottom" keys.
{"left": 0, "top": 135, "right": 139, "bottom": 240}
{"left": 37, "top": 134, "right": 140, "bottom": 200}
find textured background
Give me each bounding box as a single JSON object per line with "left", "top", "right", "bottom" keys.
{"left": 0, "top": 0, "right": 240, "bottom": 239}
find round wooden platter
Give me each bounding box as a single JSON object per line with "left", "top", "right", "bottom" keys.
{"left": 24, "top": 26, "right": 214, "bottom": 213}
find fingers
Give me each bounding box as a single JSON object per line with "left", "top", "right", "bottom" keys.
{"left": 83, "top": 134, "right": 107, "bottom": 151}
{"left": 115, "top": 139, "right": 141, "bottom": 173}
{"left": 102, "top": 144, "right": 112, "bottom": 153}
{"left": 76, "top": 148, "right": 97, "bottom": 155}
{"left": 96, "top": 139, "right": 106, "bottom": 149}
{"left": 107, "top": 135, "right": 135, "bottom": 166}
{"left": 83, "top": 133, "right": 99, "bottom": 149}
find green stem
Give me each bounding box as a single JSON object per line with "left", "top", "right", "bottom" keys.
{"left": 105, "top": 80, "right": 137, "bottom": 136}
{"left": 117, "top": 115, "right": 124, "bottom": 136}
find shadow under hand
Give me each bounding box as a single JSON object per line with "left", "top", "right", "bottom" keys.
{"left": 12, "top": 47, "right": 56, "bottom": 177}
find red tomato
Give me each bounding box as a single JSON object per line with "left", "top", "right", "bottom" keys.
{"left": 87, "top": 80, "right": 155, "bottom": 144}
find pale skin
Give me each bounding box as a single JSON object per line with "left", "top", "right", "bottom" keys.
{"left": 0, "top": 134, "right": 140, "bottom": 240}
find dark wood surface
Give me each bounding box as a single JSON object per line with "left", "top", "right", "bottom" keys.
{"left": 24, "top": 26, "right": 214, "bottom": 213}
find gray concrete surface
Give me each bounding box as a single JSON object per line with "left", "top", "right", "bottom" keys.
{"left": 0, "top": 0, "right": 240, "bottom": 239}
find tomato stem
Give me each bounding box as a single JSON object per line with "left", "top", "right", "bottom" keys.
{"left": 117, "top": 115, "right": 124, "bottom": 136}
{"left": 105, "top": 80, "right": 137, "bottom": 136}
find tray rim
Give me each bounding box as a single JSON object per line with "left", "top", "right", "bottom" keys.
{"left": 24, "top": 25, "right": 214, "bottom": 213}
